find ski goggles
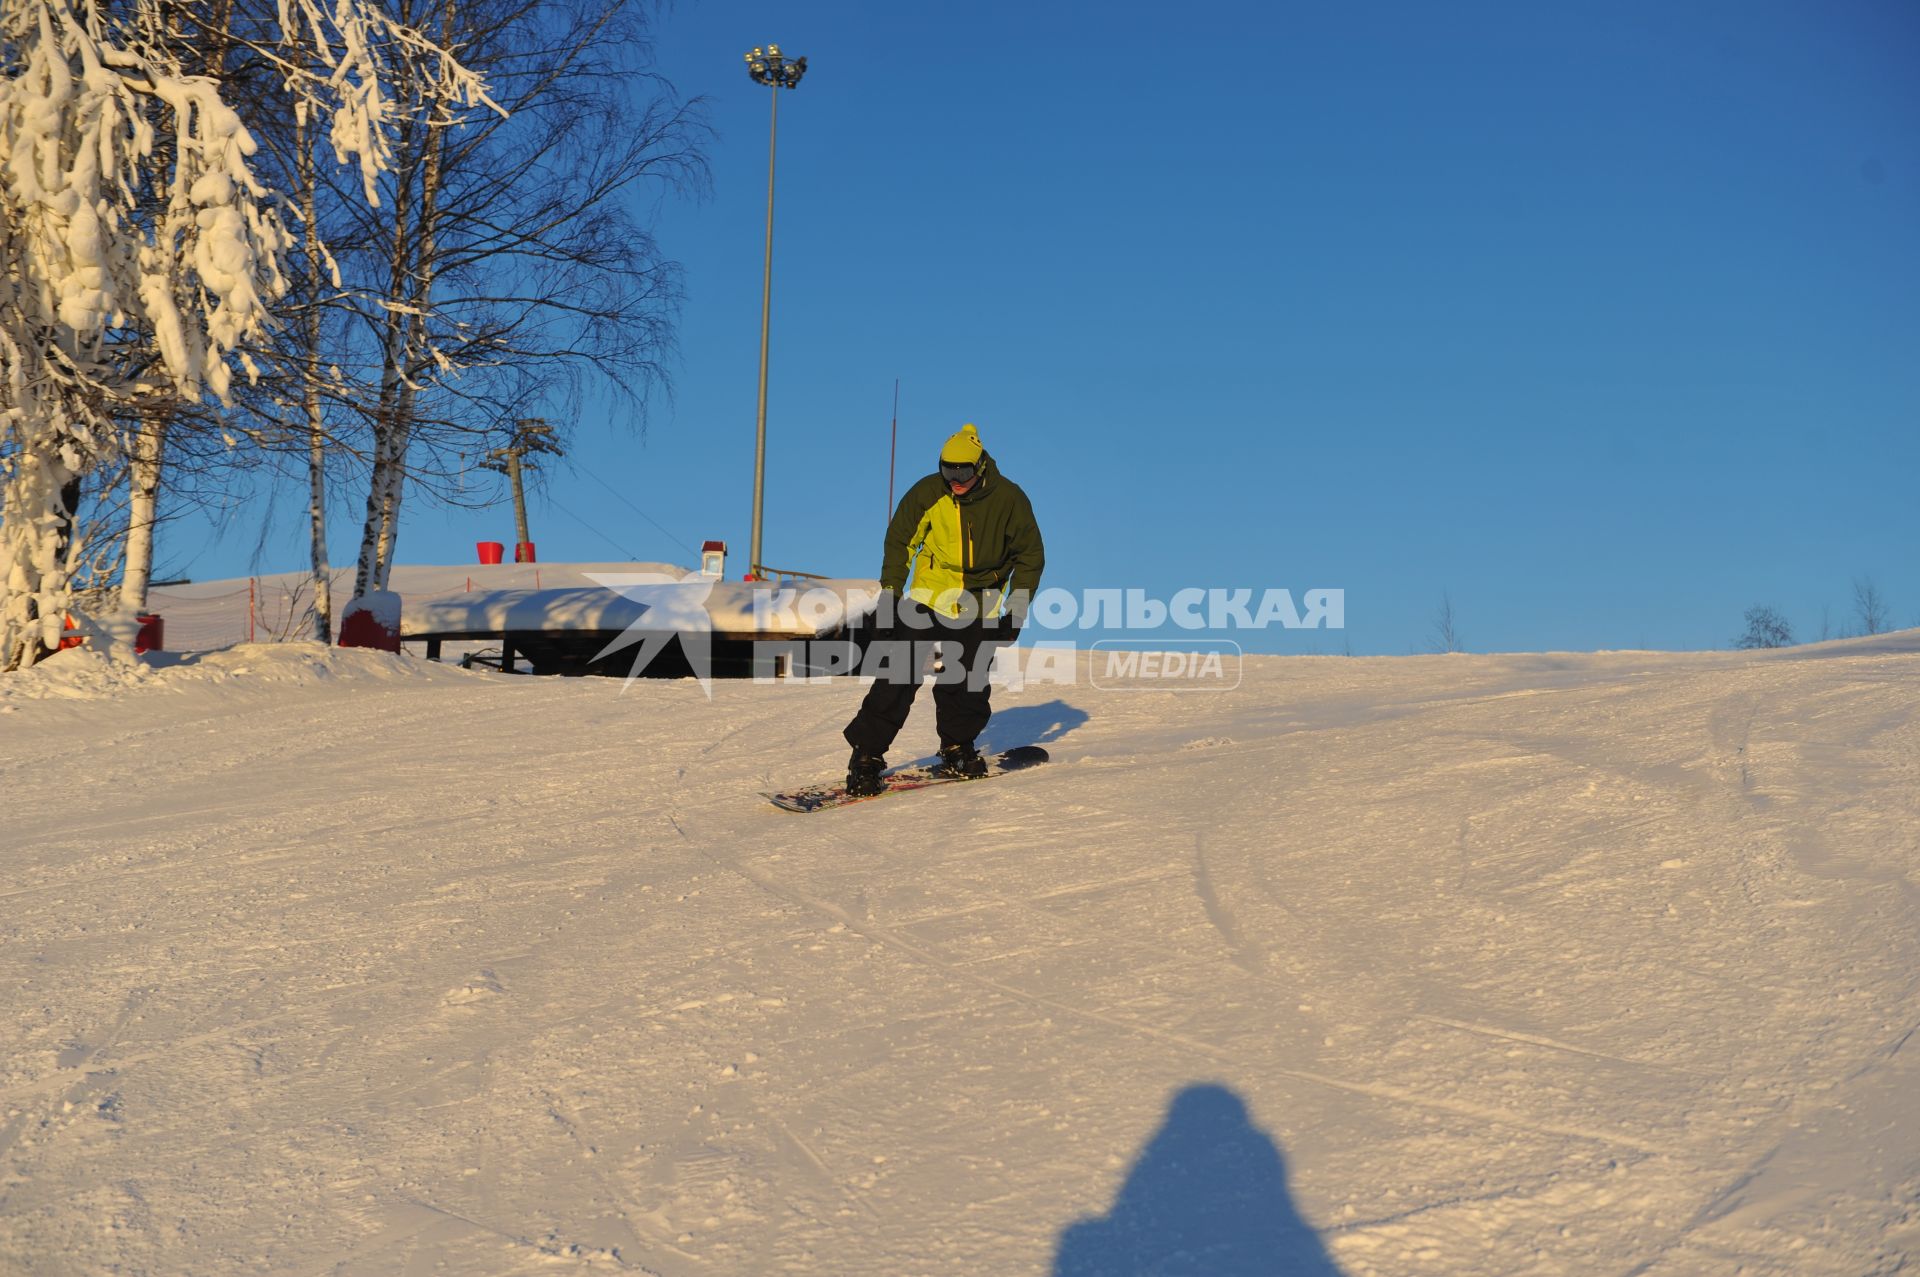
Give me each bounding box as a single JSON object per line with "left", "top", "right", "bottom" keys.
{"left": 939, "top": 460, "right": 978, "bottom": 485}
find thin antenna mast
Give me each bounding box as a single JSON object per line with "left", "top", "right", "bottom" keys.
{"left": 887, "top": 379, "right": 899, "bottom": 522}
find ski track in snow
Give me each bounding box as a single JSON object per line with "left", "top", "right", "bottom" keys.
{"left": 1, "top": 639, "right": 1918, "bottom": 1275}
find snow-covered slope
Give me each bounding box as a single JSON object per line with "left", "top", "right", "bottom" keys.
{"left": 2, "top": 638, "right": 1916, "bottom": 1275}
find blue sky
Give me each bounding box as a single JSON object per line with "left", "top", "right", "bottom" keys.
{"left": 177, "top": 0, "right": 1918, "bottom": 653}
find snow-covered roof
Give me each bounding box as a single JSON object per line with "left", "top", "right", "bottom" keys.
{"left": 147, "top": 562, "right": 883, "bottom": 642}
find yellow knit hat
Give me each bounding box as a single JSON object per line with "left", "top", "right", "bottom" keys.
{"left": 940, "top": 423, "right": 984, "bottom": 466}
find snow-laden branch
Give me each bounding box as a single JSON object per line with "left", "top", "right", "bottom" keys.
{"left": 272, "top": 0, "right": 504, "bottom": 205}
{"left": 0, "top": 0, "right": 493, "bottom": 669}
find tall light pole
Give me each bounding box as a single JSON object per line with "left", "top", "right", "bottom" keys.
{"left": 744, "top": 43, "right": 807, "bottom": 579}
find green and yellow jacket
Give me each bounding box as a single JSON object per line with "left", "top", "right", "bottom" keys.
{"left": 881, "top": 452, "right": 1044, "bottom": 618}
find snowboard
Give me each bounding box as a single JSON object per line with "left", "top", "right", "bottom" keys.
{"left": 765, "top": 745, "right": 1050, "bottom": 813}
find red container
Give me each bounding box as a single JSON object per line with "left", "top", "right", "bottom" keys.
{"left": 477, "top": 541, "right": 505, "bottom": 565}
{"left": 337, "top": 600, "right": 401, "bottom": 653}
{"left": 135, "top": 613, "right": 164, "bottom": 654}
{"left": 514, "top": 542, "right": 537, "bottom": 564}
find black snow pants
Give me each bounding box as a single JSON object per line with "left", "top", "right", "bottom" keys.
{"left": 842, "top": 599, "right": 1008, "bottom": 756}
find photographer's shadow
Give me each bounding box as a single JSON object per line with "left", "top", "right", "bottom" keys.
{"left": 1053, "top": 1084, "right": 1342, "bottom": 1276}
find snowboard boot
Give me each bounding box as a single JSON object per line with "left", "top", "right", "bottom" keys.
{"left": 846, "top": 749, "right": 887, "bottom": 798}
{"left": 934, "top": 742, "right": 989, "bottom": 780}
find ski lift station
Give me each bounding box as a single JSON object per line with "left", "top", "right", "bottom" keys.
{"left": 145, "top": 548, "right": 882, "bottom": 678}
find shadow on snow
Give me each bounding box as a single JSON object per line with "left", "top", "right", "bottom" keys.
{"left": 1053, "top": 1083, "right": 1342, "bottom": 1277}
{"left": 978, "top": 699, "right": 1089, "bottom": 753}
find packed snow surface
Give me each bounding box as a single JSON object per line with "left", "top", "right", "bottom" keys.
{"left": 2, "top": 637, "right": 1917, "bottom": 1275}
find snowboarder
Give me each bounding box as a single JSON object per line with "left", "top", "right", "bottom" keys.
{"left": 843, "top": 424, "right": 1045, "bottom": 797}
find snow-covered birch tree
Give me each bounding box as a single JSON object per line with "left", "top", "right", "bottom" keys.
{"left": 0, "top": 0, "right": 489, "bottom": 669}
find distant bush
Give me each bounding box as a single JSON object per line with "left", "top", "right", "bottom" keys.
{"left": 1853, "top": 576, "right": 1888, "bottom": 636}
{"left": 1735, "top": 605, "right": 1795, "bottom": 649}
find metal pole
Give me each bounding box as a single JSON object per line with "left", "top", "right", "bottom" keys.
{"left": 887, "top": 379, "right": 898, "bottom": 522}
{"left": 749, "top": 85, "right": 779, "bottom": 577}
{"left": 508, "top": 452, "right": 531, "bottom": 547}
